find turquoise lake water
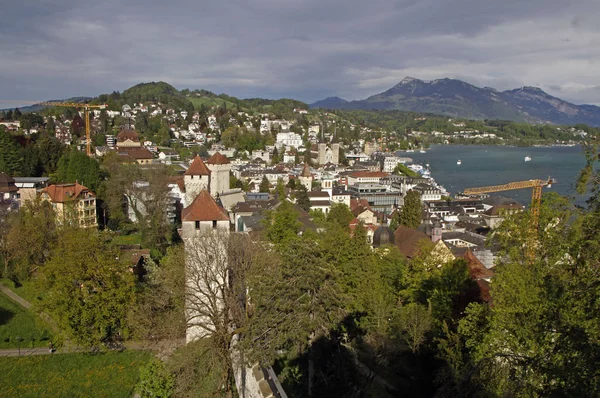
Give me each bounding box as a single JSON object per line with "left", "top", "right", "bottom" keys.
{"left": 400, "top": 145, "right": 590, "bottom": 206}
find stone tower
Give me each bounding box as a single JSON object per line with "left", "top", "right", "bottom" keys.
{"left": 206, "top": 152, "right": 231, "bottom": 198}
{"left": 299, "top": 163, "right": 313, "bottom": 191}
{"left": 180, "top": 190, "right": 230, "bottom": 343}
{"left": 322, "top": 173, "right": 334, "bottom": 198}
{"left": 317, "top": 143, "right": 340, "bottom": 165}
{"left": 184, "top": 155, "right": 211, "bottom": 206}
{"left": 331, "top": 143, "right": 340, "bottom": 165}
{"left": 431, "top": 221, "right": 443, "bottom": 243}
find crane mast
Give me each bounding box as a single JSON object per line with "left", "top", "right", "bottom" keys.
{"left": 40, "top": 102, "right": 107, "bottom": 156}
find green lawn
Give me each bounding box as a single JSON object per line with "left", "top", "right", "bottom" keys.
{"left": 0, "top": 291, "right": 52, "bottom": 349}
{"left": 0, "top": 278, "right": 45, "bottom": 305}
{"left": 0, "top": 351, "right": 151, "bottom": 398}
{"left": 111, "top": 233, "right": 142, "bottom": 246}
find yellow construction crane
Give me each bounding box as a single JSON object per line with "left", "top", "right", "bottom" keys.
{"left": 463, "top": 178, "right": 555, "bottom": 261}
{"left": 463, "top": 178, "right": 555, "bottom": 227}
{"left": 40, "top": 102, "right": 107, "bottom": 156}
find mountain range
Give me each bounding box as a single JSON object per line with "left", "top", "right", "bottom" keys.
{"left": 310, "top": 77, "right": 600, "bottom": 126}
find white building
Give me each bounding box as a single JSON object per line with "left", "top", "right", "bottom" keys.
{"left": 276, "top": 132, "right": 303, "bottom": 149}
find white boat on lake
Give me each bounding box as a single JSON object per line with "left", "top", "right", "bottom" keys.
{"left": 457, "top": 160, "right": 462, "bottom": 165}
{"left": 525, "top": 156, "right": 532, "bottom": 162}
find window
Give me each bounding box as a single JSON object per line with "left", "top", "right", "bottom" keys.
{"left": 212, "top": 220, "right": 218, "bottom": 229}
{"left": 195, "top": 221, "right": 200, "bottom": 229}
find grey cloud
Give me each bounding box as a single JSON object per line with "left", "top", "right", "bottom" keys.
{"left": 1, "top": 0, "right": 599, "bottom": 108}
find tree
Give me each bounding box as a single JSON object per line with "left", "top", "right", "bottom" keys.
{"left": 389, "top": 209, "right": 401, "bottom": 231}
{"left": 263, "top": 200, "right": 302, "bottom": 245}
{"left": 5, "top": 198, "right": 57, "bottom": 281}
{"left": 101, "top": 161, "right": 171, "bottom": 251}
{"left": 271, "top": 146, "right": 280, "bottom": 164}
{"left": 182, "top": 232, "right": 269, "bottom": 393}
{"left": 55, "top": 149, "right": 101, "bottom": 191}
{"left": 393, "top": 303, "right": 433, "bottom": 353}
{"left": 0, "top": 128, "right": 22, "bottom": 175}
{"left": 259, "top": 175, "right": 270, "bottom": 193}
{"left": 393, "top": 163, "right": 419, "bottom": 177}
{"left": 128, "top": 245, "right": 186, "bottom": 341}
{"left": 455, "top": 194, "right": 600, "bottom": 396}
{"left": 13, "top": 108, "right": 22, "bottom": 120}
{"left": 326, "top": 203, "right": 354, "bottom": 231}
{"left": 136, "top": 359, "right": 174, "bottom": 398}
{"left": 71, "top": 114, "right": 85, "bottom": 137}
{"left": 295, "top": 184, "right": 311, "bottom": 212}
{"left": 244, "top": 238, "right": 345, "bottom": 383}
{"left": 274, "top": 178, "right": 285, "bottom": 199}
{"left": 400, "top": 190, "right": 422, "bottom": 229}
{"left": 38, "top": 228, "right": 136, "bottom": 347}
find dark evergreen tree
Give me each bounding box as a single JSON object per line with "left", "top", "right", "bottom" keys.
{"left": 400, "top": 190, "right": 422, "bottom": 229}
{"left": 295, "top": 184, "right": 311, "bottom": 212}
{"left": 259, "top": 175, "right": 270, "bottom": 193}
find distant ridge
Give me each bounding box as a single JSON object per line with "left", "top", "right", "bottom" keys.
{"left": 310, "top": 96, "right": 348, "bottom": 109}
{"left": 310, "top": 77, "right": 600, "bottom": 126}
{"left": 1, "top": 97, "right": 93, "bottom": 113}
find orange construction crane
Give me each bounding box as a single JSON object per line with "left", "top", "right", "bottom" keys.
{"left": 39, "top": 102, "right": 107, "bottom": 156}
{"left": 463, "top": 178, "right": 555, "bottom": 228}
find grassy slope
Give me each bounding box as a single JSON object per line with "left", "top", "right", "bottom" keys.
{"left": 188, "top": 96, "right": 238, "bottom": 109}
{"left": 0, "top": 291, "right": 51, "bottom": 348}
{"left": 0, "top": 351, "right": 151, "bottom": 398}
{"left": 0, "top": 278, "right": 45, "bottom": 305}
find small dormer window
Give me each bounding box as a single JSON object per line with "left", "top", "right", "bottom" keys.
{"left": 195, "top": 221, "right": 200, "bottom": 229}
{"left": 212, "top": 220, "right": 217, "bottom": 229}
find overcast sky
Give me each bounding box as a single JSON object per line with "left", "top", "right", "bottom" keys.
{"left": 2, "top": 0, "right": 599, "bottom": 108}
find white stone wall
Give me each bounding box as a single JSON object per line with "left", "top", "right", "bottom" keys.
{"left": 184, "top": 174, "right": 209, "bottom": 204}
{"left": 207, "top": 164, "right": 230, "bottom": 197}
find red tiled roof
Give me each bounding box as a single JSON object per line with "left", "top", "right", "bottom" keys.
{"left": 182, "top": 190, "right": 229, "bottom": 222}
{"left": 185, "top": 156, "right": 211, "bottom": 176}
{"left": 350, "top": 198, "right": 371, "bottom": 212}
{"left": 300, "top": 163, "right": 312, "bottom": 177}
{"left": 116, "top": 129, "right": 140, "bottom": 142}
{"left": 117, "top": 147, "right": 154, "bottom": 159}
{"left": 393, "top": 225, "right": 430, "bottom": 258}
{"left": 42, "top": 183, "right": 94, "bottom": 203}
{"left": 207, "top": 152, "right": 230, "bottom": 165}
{"left": 463, "top": 249, "right": 494, "bottom": 280}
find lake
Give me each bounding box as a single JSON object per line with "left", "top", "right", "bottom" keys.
{"left": 400, "top": 145, "right": 590, "bottom": 206}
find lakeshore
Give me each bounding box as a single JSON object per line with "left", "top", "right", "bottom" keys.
{"left": 401, "top": 145, "right": 589, "bottom": 206}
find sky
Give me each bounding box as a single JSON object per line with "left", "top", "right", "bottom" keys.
{"left": 1, "top": 0, "right": 600, "bottom": 109}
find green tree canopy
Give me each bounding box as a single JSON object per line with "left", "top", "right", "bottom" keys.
{"left": 400, "top": 190, "right": 422, "bottom": 229}
{"left": 39, "top": 228, "right": 136, "bottom": 347}
{"left": 56, "top": 149, "right": 102, "bottom": 192}
{"left": 294, "top": 184, "right": 311, "bottom": 212}
{"left": 259, "top": 175, "right": 270, "bottom": 193}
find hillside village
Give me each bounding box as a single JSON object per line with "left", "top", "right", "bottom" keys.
{"left": 0, "top": 91, "right": 534, "bottom": 294}
{"left": 1, "top": 84, "right": 599, "bottom": 397}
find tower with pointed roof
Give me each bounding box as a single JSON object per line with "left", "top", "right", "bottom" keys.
{"left": 180, "top": 189, "right": 230, "bottom": 342}
{"left": 184, "top": 155, "right": 211, "bottom": 206}
{"left": 206, "top": 152, "right": 231, "bottom": 198}
{"left": 298, "top": 163, "right": 313, "bottom": 191}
